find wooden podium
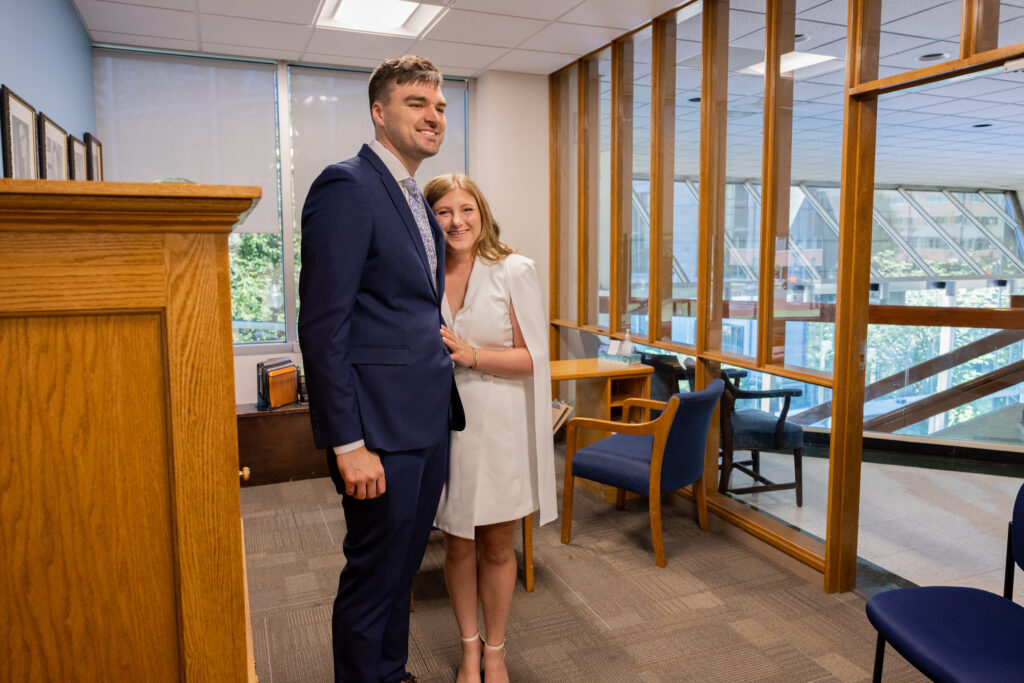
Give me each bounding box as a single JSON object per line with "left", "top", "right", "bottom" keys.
{"left": 0, "top": 179, "right": 260, "bottom": 681}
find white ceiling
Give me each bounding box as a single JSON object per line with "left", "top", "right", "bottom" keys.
{"left": 70, "top": 0, "right": 1024, "bottom": 188}
{"left": 69, "top": 0, "right": 688, "bottom": 77}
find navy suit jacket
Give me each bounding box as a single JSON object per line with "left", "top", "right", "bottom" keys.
{"left": 298, "top": 145, "right": 463, "bottom": 463}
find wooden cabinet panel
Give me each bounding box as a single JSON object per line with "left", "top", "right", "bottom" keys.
{"left": 0, "top": 179, "right": 260, "bottom": 681}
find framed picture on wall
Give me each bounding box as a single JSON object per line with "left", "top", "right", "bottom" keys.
{"left": 1, "top": 85, "right": 39, "bottom": 179}
{"left": 84, "top": 132, "right": 103, "bottom": 181}
{"left": 68, "top": 134, "right": 87, "bottom": 180}
{"left": 37, "top": 113, "right": 68, "bottom": 180}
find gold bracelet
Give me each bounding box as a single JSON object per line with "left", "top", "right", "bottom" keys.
{"left": 470, "top": 346, "right": 479, "bottom": 371}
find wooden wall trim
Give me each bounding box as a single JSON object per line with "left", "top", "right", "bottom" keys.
{"left": 650, "top": 16, "right": 677, "bottom": 345}
{"left": 698, "top": 0, "right": 730, "bottom": 497}
{"left": 869, "top": 304, "right": 1024, "bottom": 329}
{"left": 850, "top": 42, "right": 1024, "bottom": 97}
{"left": 698, "top": 0, "right": 729, "bottom": 364}
{"left": 759, "top": 0, "right": 796, "bottom": 366}
{"left": 0, "top": 179, "right": 259, "bottom": 233}
{"left": 609, "top": 40, "right": 633, "bottom": 336}
{"left": 826, "top": 0, "right": 881, "bottom": 594}
{"left": 549, "top": 72, "right": 564, "bottom": 360}
{"left": 961, "top": 0, "right": 1001, "bottom": 58}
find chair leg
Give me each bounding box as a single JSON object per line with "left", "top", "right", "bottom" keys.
{"left": 719, "top": 446, "right": 734, "bottom": 495}
{"left": 522, "top": 513, "right": 534, "bottom": 592}
{"left": 751, "top": 449, "right": 760, "bottom": 474}
{"left": 872, "top": 632, "right": 885, "bottom": 683}
{"left": 561, "top": 471, "right": 575, "bottom": 544}
{"left": 794, "top": 447, "right": 803, "bottom": 507}
{"left": 694, "top": 475, "right": 709, "bottom": 531}
{"left": 615, "top": 488, "right": 626, "bottom": 510}
{"left": 649, "top": 493, "right": 666, "bottom": 567}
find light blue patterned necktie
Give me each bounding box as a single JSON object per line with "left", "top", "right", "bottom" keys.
{"left": 399, "top": 177, "right": 438, "bottom": 292}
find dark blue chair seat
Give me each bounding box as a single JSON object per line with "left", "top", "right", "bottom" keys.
{"left": 732, "top": 409, "right": 803, "bottom": 451}
{"left": 866, "top": 586, "right": 1024, "bottom": 682}
{"left": 571, "top": 434, "right": 655, "bottom": 494}
{"left": 866, "top": 482, "right": 1024, "bottom": 682}
{"left": 561, "top": 380, "right": 724, "bottom": 567}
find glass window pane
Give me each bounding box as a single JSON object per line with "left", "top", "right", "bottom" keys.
{"left": 553, "top": 66, "right": 579, "bottom": 323}
{"left": 230, "top": 233, "right": 285, "bottom": 343}
{"left": 93, "top": 49, "right": 283, "bottom": 344}
{"left": 865, "top": 324, "right": 1024, "bottom": 447}
{"left": 908, "top": 189, "right": 1023, "bottom": 276}
{"left": 876, "top": 1, "right": 961, "bottom": 78}
{"left": 582, "top": 49, "right": 612, "bottom": 329}
{"left": 999, "top": 1, "right": 1024, "bottom": 47}
{"left": 628, "top": 27, "right": 653, "bottom": 337}
{"left": 713, "top": 1, "right": 765, "bottom": 359}
{"left": 93, "top": 49, "right": 279, "bottom": 233}
{"left": 668, "top": 7, "right": 703, "bottom": 347}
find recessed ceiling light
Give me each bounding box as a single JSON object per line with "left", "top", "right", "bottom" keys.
{"left": 739, "top": 51, "right": 836, "bottom": 76}
{"left": 972, "top": 122, "right": 993, "bottom": 128}
{"left": 317, "top": 0, "right": 446, "bottom": 37}
{"left": 917, "top": 52, "right": 949, "bottom": 62}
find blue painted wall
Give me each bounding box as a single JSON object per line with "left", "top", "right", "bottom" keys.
{"left": 0, "top": 0, "right": 95, "bottom": 137}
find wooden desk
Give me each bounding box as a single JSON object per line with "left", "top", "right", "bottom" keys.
{"left": 550, "top": 358, "right": 653, "bottom": 445}
{"left": 237, "top": 402, "right": 327, "bottom": 486}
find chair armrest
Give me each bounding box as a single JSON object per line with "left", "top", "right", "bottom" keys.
{"left": 731, "top": 387, "right": 802, "bottom": 400}
{"left": 566, "top": 415, "right": 660, "bottom": 437}
{"left": 621, "top": 397, "right": 668, "bottom": 412}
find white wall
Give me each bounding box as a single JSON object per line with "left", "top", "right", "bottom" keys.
{"left": 468, "top": 70, "right": 551, "bottom": 313}
{"left": 231, "top": 68, "right": 552, "bottom": 405}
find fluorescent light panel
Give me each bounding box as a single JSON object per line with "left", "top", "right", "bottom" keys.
{"left": 317, "top": 0, "right": 446, "bottom": 37}
{"left": 740, "top": 51, "right": 837, "bottom": 76}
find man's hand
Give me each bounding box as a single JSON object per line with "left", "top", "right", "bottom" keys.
{"left": 336, "top": 446, "right": 386, "bottom": 499}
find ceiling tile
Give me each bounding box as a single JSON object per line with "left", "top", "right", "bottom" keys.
{"left": 199, "top": 15, "right": 312, "bottom": 52}
{"left": 796, "top": 0, "right": 846, "bottom": 24}
{"left": 558, "top": 0, "right": 684, "bottom": 30}
{"left": 487, "top": 49, "right": 575, "bottom": 74}
{"left": 882, "top": 2, "right": 962, "bottom": 40}
{"left": 304, "top": 29, "right": 416, "bottom": 59}
{"left": 411, "top": 39, "right": 508, "bottom": 70}
{"left": 74, "top": 0, "right": 197, "bottom": 40}
{"left": 880, "top": 39, "right": 958, "bottom": 69}
{"left": 197, "top": 0, "right": 322, "bottom": 25}
{"left": 449, "top": 0, "right": 585, "bottom": 22}
{"left": 425, "top": 9, "right": 547, "bottom": 48}
{"left": 518, "top": 22, "right": 620, "bottom": 54}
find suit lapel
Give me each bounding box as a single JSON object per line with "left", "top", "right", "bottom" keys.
{"left": 359, "top": 145, "right": 440, "bottom": 300}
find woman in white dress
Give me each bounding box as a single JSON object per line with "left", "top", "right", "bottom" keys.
{"left": 423, "top": 174, "right": 557, "bottom": 683}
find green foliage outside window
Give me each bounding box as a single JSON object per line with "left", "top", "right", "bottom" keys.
{"left": 229, "top": 232, "right": 285, "bottom": 344}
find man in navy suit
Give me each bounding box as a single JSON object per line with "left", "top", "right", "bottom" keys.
{"left": 298, "top": 55, "right": 464, "bottom": 683}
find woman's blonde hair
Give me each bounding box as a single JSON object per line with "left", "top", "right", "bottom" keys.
{"left": 423, "top": 173, "right": 514, "bottom": 262}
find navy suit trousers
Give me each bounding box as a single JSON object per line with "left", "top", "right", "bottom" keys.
{"left": 332, "top": 437, "right": 448, "bottom": 682}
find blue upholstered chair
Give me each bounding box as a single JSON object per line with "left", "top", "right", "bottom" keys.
{"left": 865, "top": 481, "right": 1024, "bottom": 682}
{"left": 560, "top": 380, "right": 724, "bottom": 567}
{"left": 718, "top": 372, "right": 803, "bottom": 507}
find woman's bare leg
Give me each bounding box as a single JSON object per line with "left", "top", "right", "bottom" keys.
{"left": 477, "top": 521, "right": 516, "bottom": 683}
{"left": 444, "top": 532, "right": 482, "bottom": 683}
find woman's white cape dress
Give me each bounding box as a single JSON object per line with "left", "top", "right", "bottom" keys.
{"left": 434, "top": 253, "right": 558, "bottom": 539}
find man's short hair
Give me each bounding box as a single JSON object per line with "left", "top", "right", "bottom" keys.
{"left": 368, "top": 55, "right": 442, "bottom": 109}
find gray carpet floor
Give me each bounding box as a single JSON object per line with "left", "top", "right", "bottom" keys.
{"left": 241, "top": 449, "right": 924, "bottom": 682}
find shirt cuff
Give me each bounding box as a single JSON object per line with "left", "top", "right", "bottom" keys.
{"left": 333, "top": 440, "right": 365, "bottom": 456}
